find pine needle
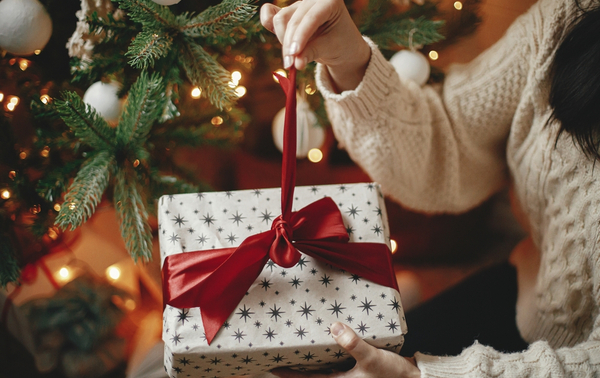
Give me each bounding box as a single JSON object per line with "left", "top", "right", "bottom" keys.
{"left": 127, "top": 30, "right": 173, "bottom": 69}
{"left": 55, "top": 151, "right": 114, "bottom": 230}
{"left": 0, "top": 235, "right": 20, "bottom": 288}
{"left": 114, "top": 167, "right": 153, "bottom": 262}
{"left": 181, "top": 0, "right": 257, "bottom": 38}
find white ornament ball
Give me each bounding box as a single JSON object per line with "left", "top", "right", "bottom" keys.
{"left": 389, "top": 50, "right": 430, "bottom": 86}
{"left": 0, "top": 0, "right": 53, "bottom": 56}
{"left": 83, "top": 81, "right": 124, "bottom": 125}
{"left": 272, "top": 98, "right": 325, "bottom": 159}
{"left": 152, "top": 0, "right": 181, "bottom": 5}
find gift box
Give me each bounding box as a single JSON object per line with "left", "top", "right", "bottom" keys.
{"left": 159, "top": 68, "right": 407, "bottom": 377}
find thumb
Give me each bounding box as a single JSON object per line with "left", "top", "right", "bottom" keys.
{"left": 330, "top": 322, "right": 376, "bottom": 364}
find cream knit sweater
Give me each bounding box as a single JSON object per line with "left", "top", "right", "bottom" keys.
{"left": 315, "top": 0, "right": 600, "bottom": 376}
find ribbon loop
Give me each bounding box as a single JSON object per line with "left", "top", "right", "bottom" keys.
{"left": 269, "top": 216, "right": 299, "bottom": 268}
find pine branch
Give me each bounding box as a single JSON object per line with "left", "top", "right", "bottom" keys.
{"left": 115, "top": 0, "right": 178, "bottom": 29}
{"left": 127, "top": 30, "right": 173, "bottom": 69}
{"left": 363, "top": 17, "right": 445, "bottom": 51}
{"left": 181, "top": 0, "right": 257, "bottom": 39}
{"left": 55, "top": 151, "right": 114, "bottom": 231}
{"left": 0, "top": 234, "right": 20, "bottom": 288}
{"left": 117, "top": 72, "right": 166, "bottom": 146}
{"left": 181, "top": 39, "right": 237, "bottom": 110}
{"left": 114, "top": 167, "right": 152, "bottom": 262}
{"left": 55, "top": 92, "right": 117, "bottom": 151}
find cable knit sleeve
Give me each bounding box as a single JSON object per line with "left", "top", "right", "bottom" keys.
{"left": 315, "top": 5, "right": 534, "bottom": 214}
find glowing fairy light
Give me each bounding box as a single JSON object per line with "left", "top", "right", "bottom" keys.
{"left": 307, "top": 148, "right": 323, "bottom": 163}
{"left": 454, "top": 1, "right": 463, "bottom": 10}
{"left": 428, "top": 50, "right": 439, "bottom": 61}
{"left": 273, "top": 69, "right": 287, "bottom": 83}
{"left": 231, "top": 71, "right": 242, "bottom": 85}
{"left": 1, "top": 189, "right": 11, "bottom": 200}
{"left": 59, "top": 267, "right": 70, "bottom": 279}
{"left": 235, "top": 86, "right": 247, "bottom": 97}
{"left": 107, "top": 266, "right": 121, "bottom": 280}
{"left": 390, "top": 239, "right": 398, "bottom": 254}
{"left": 191, "top": 87, "right": 202, "bottom": 99}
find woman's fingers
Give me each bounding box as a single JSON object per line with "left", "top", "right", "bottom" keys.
{"left": 259, "top": 3, "right": 280, "bottom": 33}
{"left": 330, "top": 322, "right": 377, "bottom": 365}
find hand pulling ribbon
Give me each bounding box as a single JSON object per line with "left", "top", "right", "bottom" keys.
{"left": 162, "top": 67, "right": 399, "bottom": 344}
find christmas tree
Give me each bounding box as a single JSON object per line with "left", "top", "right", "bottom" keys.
{"left": 0, "top": 0, "right": 481, "bottom": 286}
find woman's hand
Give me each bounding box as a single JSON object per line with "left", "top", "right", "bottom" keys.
{"left": 271, "top": 322, "right": 421, "bottom": 378}
{"left": 260, "top": 0, "right": 371, "bottom": 92}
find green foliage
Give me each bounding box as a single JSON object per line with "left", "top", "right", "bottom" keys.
{"left": 114, "top": 167, "right": 153, "bottom": 262}
{"left": 0, "top": 232, "right": 20, "bottom": 288}
{"left": 127, "top": 31, "right": 173, "bottom": 70}
{"left": 181, "top": 0, "right": 257, "bottom": 38}
{"left": 55, "top": 151, "right": 114, "bottom": 230}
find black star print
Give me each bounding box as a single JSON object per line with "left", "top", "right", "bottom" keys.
{"left": 223, "top": 321, "right": 231, "bottom": 329}
{"left": 297, "top": 302, "right": 315, "bottom": 319}
{"left": 374, "top": 207, "right": 383, "bottom": 217}
{"left": 271, "top": 353, "right": 286, "bottom": 363}
{"left": 372, "top": 224, "right": 383, "bottom": 236}
{"left": 377, "top": 313, "right": 384, "bottom": 320}
{"left": 187, "top": 227, "right": 194, "bottom": 234}
{"left": 173, "top": 366, "right": 182, "bottom": 374}
{"left": 280, "top": 270, "right": 288, "bottom": 277}
{"left": 319, "top": 274, "right": 333, "bottom": 287}
{"left": 232, "top": 329, "right": 246, "bottom": 342}
{"left": 171, "top": 333, "right": 183, "bottom": 345}
{"left": 290, "top": 299, "right": 296, "bottom": 306}
{"left": 346, "top": 225, "right": 355, "bottom": 235}
{"left": 254, "top": 320, "right": 262, "bottom": 328}
{"left": 380, "top": 293, "right": 387, "bottom": 299}
{"left": 177, "top": 309, "right": 192, "bottom": 324}
{"left": 295, "top": 326, "right": 308, "bottom": 339}
{"left": 310, "top": 186, "right": 319, "bottom": 194}
{"left": 246, "top": 225, "right": 254, "bottom": 232}
{"left": 217, "top": 227, "right": 224, "bottom": 233}
{"left": 356, "top": 321, "right": 369, "bottom": 335}
{"left": 230, "top": 211, "right": 245, "bottom": 226}
{"left": 388, "top": 297, "right": 401, "bottom": 313}
{"left": 263, "top": 327, "right": 277, "bottom": 341}
{"left": 201, "top": 213, "right": 216, "bottom": 226}
{"left": 226, "top": 233, "right": 238, "bottom": 244}
{"left": 363, "top": 217, "right": 369, "bottom": 224}
{"left": 172, "top": 214, "right": 186, "bottom": 227}
{"left": 338, "top": 185, "right": 348, "bottom": 192}
{"left": 259, "top": 301, "right": 266, "bottom": 307}
{"left": 225, "top": 191, "right": 233, "bottom": 198}
{"left": 350, "top": 294, "right": 357, "bottom": 301}
{"left": 350, "top": 274, "right": 361, "bottom": 284}
{"left": 196, "top": 234, "right": 208, "bottom": 246}
{"left": 285, "top": 319, "right": 293, "bottom": 327}
{"left": 235, "top": 305, "right": 254, "bottom": 322}
{"left": 387, "top": 320, "right": 399, "bottom": 333}
{"left": 359, "top": 297, "right": 376, "bottom": 315}
{"left": 179, "top": 357, "right": 191, "bottom": 366}
{"left": 346, "top": 205, "right": 361, "bottom": 219}
{"left": 333, "top": 349, "right": 346, "bottom": 359}
{"left": 192, "top": 324, "right": 199, "bottom": 331}
{"left": 320, "top": 297, "right": 327, "bottom": 304}
{"left": 289, "top": 276, "right": 303, "bottom": 288}
{"left": 296, "top": 256, "right": 308, "bottom": 270}
{"left": 302, "top": 352, "right": 316, "bottom": 361}
{"left": 253, "top": 189, "right": 263, "bottom": 197}
{"left": 260, "top": 278, "right": 272, "bottom": 291}
{"left": 268, "top": 305, "right": 285, "bottom": 321}
{"left": 168, "top": 233, "right": 180, "bottom": 244}
{"left": 241, "top": 356, "right": 254, "bottom": 364}
{"left": 266, "top": 260, "right": 276, "bottom": 272}
{"left": 209, "top": 357, "right": 221, "bottom": 365}
{"left": 316, "top": 317, "right": 324, "bottom": 325}
{"left": 310, "top": 268, "right": 318, "bottom": 275}
{"left": 329, "top": 300, "right": 346, "bottom": 318}
{"left": 260, "top": 210, "right": 273, "bottom": 224}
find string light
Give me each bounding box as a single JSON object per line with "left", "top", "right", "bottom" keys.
{"left": 30, "top": 204, "right": 41, "bottom": 214}
{"left": 231, "top": 71, "right": 242, "bottom": 85}
{"left": 107, "top": 266, "right": 121, "bottom": 280}
{"left": 9, "top": 96, "right": 19, "bottom": 105}
{"left": 305, "top": 84, "right": 317, "bottom": 95}
{"left": 1, "top": 189, "right": 10, "bottom": 200}
{"left": 390, "top": 239, "right": 398, "bottom": 254}
{"left": 228, "top": 81, "right": 236, "bottom": 88}
{"left": 34, "top": 49, "right": 41, "bottom": 55}
{"left": 8, "top": 171, "right": 16, "bottom": 180}
{"left": 453, "top": 1, "right": 463, "bottom": 10}
{"left": 68, "top": 202, "right": 76, "bottom": 210}
{"left": 428, "top": 50, "right": 439, "bottom": 61}
{"left": 58, "top": 267, "right": 70, "bottom": 280}
{"left": 0, "top": 92, "right": 4, "bottom": 102}
{"left": 235, "top": 86, "right": 247, "bottom": 97}
{"left": 40, "top": 146, "right": 50, "bottom": 158}
{"left": 53, "top": 203, "right": 61, "bottom": 212}
{"left": 19, "top": 59, "right": 30, "bottom": 71}
{"left": 133, "top": 159, "right": 140, "bottom": 167}
{"left": 47, "top": 227, "right": 59, "bottom": 240}
{"left": 19, "top": 151, "right": 27, "bottom": 159}
{"left": 191, "top": 87, "right": 202, "bottom": 99}
{"left": 273, "top": 69, "right": 287, "bottom": 83}
{"left": 40, "top": 94, "right": 51, "bottom": 104}
{"left": 307, "top": 148, "right": 323, "bottom": 163}
{"left": 211, "top": 116, "right": 223, "bottom": 126}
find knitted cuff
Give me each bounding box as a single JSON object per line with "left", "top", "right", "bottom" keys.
{"left": 315, "top": 36, "right": 399, "bottom": 121}
{"left": 415, "top": 352, "right": 477, "bottom": 378}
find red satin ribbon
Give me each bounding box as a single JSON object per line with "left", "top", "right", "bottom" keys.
{"left": 162, "top": 67, "right": 399, "bottom": 344}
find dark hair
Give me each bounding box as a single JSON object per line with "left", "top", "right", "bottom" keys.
{"left": 548, "top": 1, "right": 600, "bottom": 160}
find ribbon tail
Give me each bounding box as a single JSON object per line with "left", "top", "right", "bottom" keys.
{"left": 296, "top": 241, "right": 399, "bottom": 292}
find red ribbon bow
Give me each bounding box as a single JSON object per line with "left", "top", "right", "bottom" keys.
{"left": 161, "top": 68, "right": 399, "bottom": 344}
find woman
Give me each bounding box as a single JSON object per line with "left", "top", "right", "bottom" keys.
{"left": 260, "top": 0, "right": 600, "bottom": 376}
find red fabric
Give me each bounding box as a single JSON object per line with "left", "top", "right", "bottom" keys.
{"left": 161, "top": 67, "right": 399, "bottom": 344}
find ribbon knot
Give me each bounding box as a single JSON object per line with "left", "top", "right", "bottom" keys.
{"left": 269, "top": 216, "right": 299, "bottom": 268}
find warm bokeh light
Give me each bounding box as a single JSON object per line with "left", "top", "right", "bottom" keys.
{"left": 40, "top": 146, "right": 50, "bottom": 158}
{"left": 235, "top": 86, "right": 247, "bottom": 97}
{"left": 19, "top": 151, "right": 27, "bottom": 159}
{"left": 0, "top": 92, "right": 4, "bottom": 102}
{"left": 125, "top": 299, "right": 136, "bottom": 311}
{"left": 211, "top": 116, "right": 224, "bottom": 126}
{"left": 34, "top": 49, "right": 41, "bottom": 55}
{"left": 428, "top": 50, "right": 439, "bottom": 60}
{"left": 390, "top": 239, "right": 398, "bottom": 254}
{"left": 305, "top": 84, "right": 317, "bottom": 95}
{"left": 59, "top": 267, "right": 70, "bottom": 279}
{"left": 191, "top": 87, "right": 202, "bottom": 99}
{"left": 1, "top": 189, "right": 11, "bottom": 200}
{"left": 231, "top": 71, "right": 242, "bottom": 84}
{"left": 454, "top": 1, "right": 463, "bottom": 10}
{"left": 307, "top": 148, "right": 323, "bottom": 163}
{"left": 6, "top": 102, "right": 15, "bottom": 112}
{"left": 54, "top": 203, "right": 61, "bottom": 212}
{"left": 107, "top": 266, "right": 121, "bottom": 280}
{"left": 9, "top": 96, "right": 19, "bottom": 105}
{"left": 19, "top": 59, "right": 30, "bottom": 71}
{"left": 133, "top": 159, "right": 140, "bottom": 168}
{"left": 273, "top": 69, "right": 287, "bottom": 83}
{"left": 8, "top": 171, "right": 16, "bottom": 180}
{"left": 40, "top": 94, "right": 51, "bottom": 104}
{"left": 47, "top": 227, "right": 59, "bottom": 240}
{"left": 68, "top": 202, "right": 77, "bottom": 210}
{"left": 228, "top": 81, "right": 236, "bottom": 88}
{"left": 30, "top": 204, "right": 41, "bottom": 214}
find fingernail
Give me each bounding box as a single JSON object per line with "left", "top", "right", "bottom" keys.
{"left": 289, "top": 41, "right": 299, "bottom": 55}
{"left": 330, "top": 322, "right": 345, "bottom": 337}
{"left": 283, "top": 55, "right": 293, "bottom": 69}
